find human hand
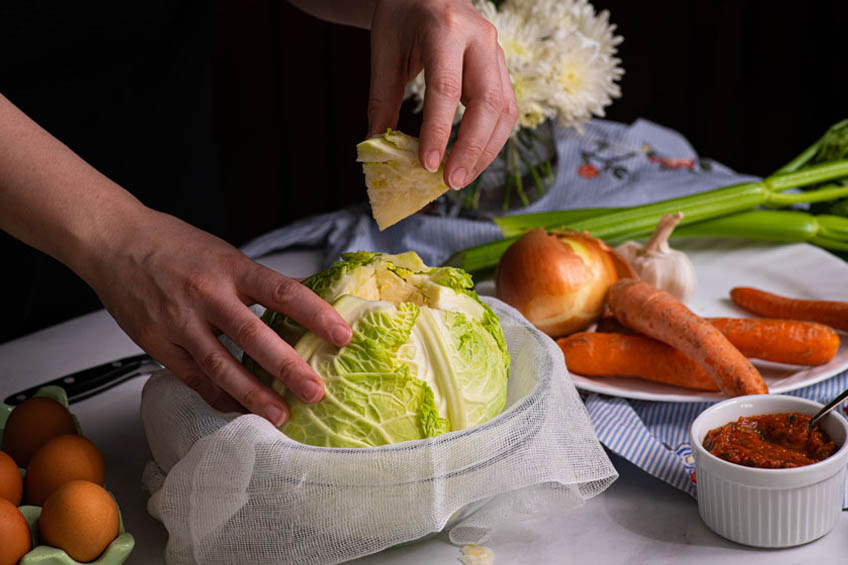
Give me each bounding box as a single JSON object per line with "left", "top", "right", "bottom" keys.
{"left": 80, "top": 209, "right": 352, "bottom": 426}
{"left": 367, "top": 0, "right": 517, "bottom": 190}
{"left": 0, "top": 91, "right": 346, "bottom": 425}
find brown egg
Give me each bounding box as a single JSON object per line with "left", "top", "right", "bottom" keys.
{"left": 25, "top": 435, "right": 105, "bottom": 506}
{"left": 2, "top": 397, "right": 76, "bottom": 468}
{"left": 39, "top": 480, "right": 119, "bottom": 563}
{"left": 0, "top": 451, "right": 22, "bottom": 506}
{"left": 0, "top": 498, "right": 31, "bottom": 565}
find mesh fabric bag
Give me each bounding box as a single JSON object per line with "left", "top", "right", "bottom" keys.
{"left": 141, "top": 298, "right": 617, "bottom": 564}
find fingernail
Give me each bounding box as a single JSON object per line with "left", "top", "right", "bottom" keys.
{"left": 301, "top": 380, "right": 324, "bottom": 403}
{"left": 449, "top": 168, "right": 467, "bottom": 190}
{"left": 266, "top": 404, "right": 287, "bottom": 427}
{"left": 332, "top": 324, "right": 352, "bottom": 346}
{"left": 424, "top": 151, "right": 440, "bottom": 173}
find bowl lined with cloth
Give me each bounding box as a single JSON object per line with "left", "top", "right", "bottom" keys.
{"left": 141, "top": 298, "right": 618, "bottom": 565}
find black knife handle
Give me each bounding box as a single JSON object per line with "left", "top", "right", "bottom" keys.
{"left": 3, "top": 354, "right": 158, "bottom": 406}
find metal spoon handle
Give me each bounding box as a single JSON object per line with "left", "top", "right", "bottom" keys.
{"left": 809, "top": 387, "right": 848, "bottom": 429}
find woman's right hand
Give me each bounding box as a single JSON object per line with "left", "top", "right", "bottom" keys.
{"left": 79, "top": 208, "right": 352, "bottom": 425}
{"left": 0, "top": 94, "right": 350, "bottom": 427}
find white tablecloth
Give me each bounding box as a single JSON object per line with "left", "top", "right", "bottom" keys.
{"left": 1, "top": 250, "right": 845, "bottom": 564}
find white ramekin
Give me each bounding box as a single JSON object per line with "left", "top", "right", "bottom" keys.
{"left": 690, "top": 394, "right": 848, "bottom": 548}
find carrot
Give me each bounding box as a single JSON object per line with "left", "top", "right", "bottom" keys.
{"left": 597, "top": 316, "right": 840, "bottom": 366}
{"left": 707, "top": 317, "right": 839, "bottom": 365}
{"left": 730, "top": 287, "right": 848, "bottom": 332}
{"left": 607, "top": 279, "right": 768, "bottom": 396}
{"left": 558, "top": 332, "right": 719, "bottom": 391}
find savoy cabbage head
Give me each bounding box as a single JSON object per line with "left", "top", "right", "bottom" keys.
{"left": 244, "top": 251, "right": 510, "bottom": 448}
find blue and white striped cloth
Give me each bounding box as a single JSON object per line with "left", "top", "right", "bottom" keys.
{"left": 584, "top": 370, "right": 848, "bottom": 504}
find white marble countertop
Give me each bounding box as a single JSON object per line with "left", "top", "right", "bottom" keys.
{"left": 1, "top": 249, "right": 845, "bottom": 564}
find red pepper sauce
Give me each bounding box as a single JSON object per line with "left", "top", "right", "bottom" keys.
{"left": 703, "top": 412, "right": 838, "bottom": 469}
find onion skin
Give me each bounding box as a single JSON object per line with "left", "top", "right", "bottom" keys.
{"left": 495, "top": 229, "right": 628, "bottom": 337}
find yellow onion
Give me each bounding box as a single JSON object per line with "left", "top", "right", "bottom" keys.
{"left": 495, "top": 228, "right": 635, "bottom": 337}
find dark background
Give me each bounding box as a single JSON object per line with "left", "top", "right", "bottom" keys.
{"left": 217, "top": 0, "right": 848, "bottom": 243}
{"left": 2, "top": 0, "right": 847, "bottom": 341}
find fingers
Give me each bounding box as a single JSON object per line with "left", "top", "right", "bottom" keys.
{"left": 181, "top": 322, "right": 291, "bottom": 427}
{"left": 369, "top": 0, "right": 515, "bottom": 183}
{"left": 239, "top": 264, "right": 352, "bottom": 348}
{"left": 367, "top": 34, "right": 407, "bottom": 138}
{"left": 91, "top": 211, "right": 335, "bottom": 427}
{"left": 443, "top": 38, "right": 513, "bottom": 189}
{"left": 418, "top": 43, "right": 463, "bottom": 174}
{"left": 208, "top": 297, "right": 326, "bottom": 405}
{"left": 158, "top": 342, "right": 245, "bottom": 414}
{"left": 467, "top": 47, "right": 517, "bottom": 181}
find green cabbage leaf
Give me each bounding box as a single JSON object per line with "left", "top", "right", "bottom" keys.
{"left": 244, "top": 251, "right": 510, "bottom": 448}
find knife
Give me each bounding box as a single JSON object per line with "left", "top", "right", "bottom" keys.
{"left": 3, "top": 354, "right": 163, "bottom": 406}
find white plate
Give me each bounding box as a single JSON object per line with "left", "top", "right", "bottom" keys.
{"left": 485, "top": 239, "right": 848, "bottom": 403}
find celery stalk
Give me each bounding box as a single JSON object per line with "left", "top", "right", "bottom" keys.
{"left": 817, "top": 215, "right": 848, "bottom": 239}
{"left": 777, "top": 119, "right": 848, "bottom": 174}
{"left": 811, "top": 236, "right": 848, "bottom": 251}
{"left": 766, "top": 161, "right": 848, "bottom": 192}
{"left": 669, "top": 212, "right": 848, "bottom": 252}
{"left": 448, "top": 120, "right": 848, "bottom": 275}
{"left": 446, "top": 159, "right": 848, "bottom": 274}
{"left": 671, "top": 210, "right": 818, "bottom": 242}
{"left": 445, "top": 238, "right": 518, "bottom": 273}
{"left": 493, "top": 207, "right": 614, "bottom": 237}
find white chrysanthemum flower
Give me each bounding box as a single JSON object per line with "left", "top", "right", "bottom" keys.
{"left": 506, "top": 0, "right": 622, "bottom": 55}
{"left": 572, "top": 3, "right": 623, "bottom": 57}
{"left": 402, "top": 0, "right": 623, "bottom": 135}
{"left": 475, "top": 0, "right": 541, "bottom": 69}
{"left": 545, "top": 33, "right": 622, "bottom": 131}
{"left": 512, "top": 74, "right": 555, "bottom": 129}
{"left": 404, "top": 72, "right": 427, "bottom": 113}
{"left": 505, "top": 0, "right": 582, "bottom": 35}
{"left": 475, "top": 0, "right": 556, "bottom": 131}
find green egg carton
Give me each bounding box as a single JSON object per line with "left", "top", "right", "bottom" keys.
{"left": 0, "top": 385, "right": 81, "bottom": 441}
{"left": 1, "top": 386, "right": 135, "bottom": 564}
{"left": 17, "top": 497, "right": 135, "bottom": 565}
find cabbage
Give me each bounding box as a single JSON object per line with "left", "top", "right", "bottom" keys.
{"left": 356, "top": 130, "right": 449, "bottom": 231}
{"left": 244, "top": 252, "right": 510, "bottom": 448}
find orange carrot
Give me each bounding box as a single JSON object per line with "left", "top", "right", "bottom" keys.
{"left": 558, "top": 332, "right": 719, "bottom": 391}
{"left": 597, "top": 316, "right": 840, "bottom": 366}
{"left": 730, "top": 287, "right": 848, "bottom": 332}
{"left": 707, "top": 318, "right": 839, "bottom": 366}
{"left": 607, "top": 279, "right": 768, "bottom": 396}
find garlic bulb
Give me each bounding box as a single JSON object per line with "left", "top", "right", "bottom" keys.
{"left": 615, "top": 212, "right": 697, "bottom": 302}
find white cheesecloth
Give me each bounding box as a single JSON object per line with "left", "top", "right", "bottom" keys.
{"left": 141, "top": 298, "right": 617, "bottom": 564}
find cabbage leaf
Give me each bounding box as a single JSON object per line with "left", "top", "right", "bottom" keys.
{"left": 244, "top": 251, "right": 510, "bottom": 448}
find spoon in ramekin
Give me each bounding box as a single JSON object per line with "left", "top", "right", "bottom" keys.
{"left": 809, "top": 388, "right": 848, "bottom": 430}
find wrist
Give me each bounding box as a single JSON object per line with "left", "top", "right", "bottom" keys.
{"left": 62, "top": 194, "right": 155, "bottom": 289}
